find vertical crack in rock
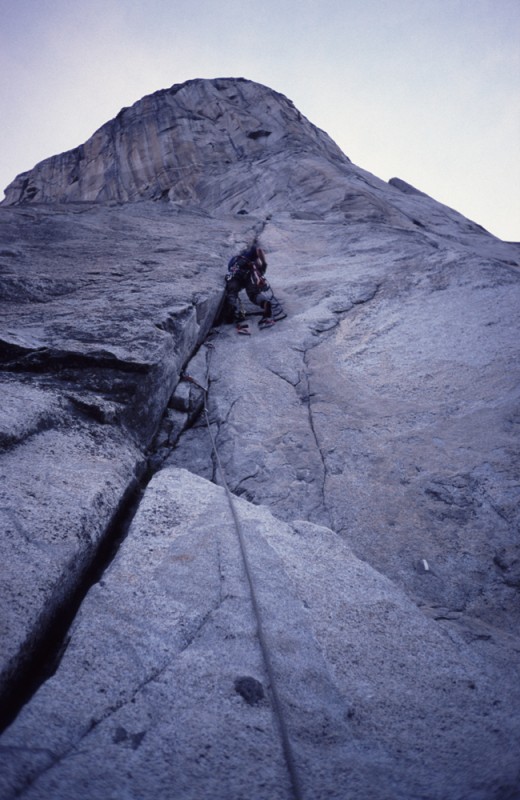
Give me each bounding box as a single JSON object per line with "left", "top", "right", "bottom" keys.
{"left": 214, "top": 397, "right": 242, "bottom": 488}
{"left": 0, "top": 301, "right": 225, "bottom": 733}
{"left": 0, "top": 466, "right": 147, "bottom": 734}
{"left": 2, "top": 75, "right": 519, "bottom": 799}
{"left": 0, "top": 271, "right": 400, "bottom": 740}
{"left": 12, "top": 634, "right": 184, "bottom": 796}
{"left": 301, "top": 349, "right": 333, "bottom": 529}
{"left": 216, "top": 537, "right": 225, "bottom": 606}
{"left": 7, "top": 502, "right": 263, "bottom": 798}
{"left": 4, "top": 525, "right": 228, "bottom": 798}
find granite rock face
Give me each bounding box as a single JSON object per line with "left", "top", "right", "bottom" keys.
{"left": 0, "top": 202, "right": 237, "bottom": 712}
{"left": 0, "top": 77, "right": 519, "bottom": 800}
{"left": 1, "top": 468, "right": 518, "bottom": 800}
{"left": 2, "top": 78, "right": 347, "bottom": 210}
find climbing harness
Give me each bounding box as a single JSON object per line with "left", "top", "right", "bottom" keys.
{"left": 225, "top": 247, "right": 286, "bottom": 327}
{"left": 181, "top": 366, "right": 304, "bottom": 800}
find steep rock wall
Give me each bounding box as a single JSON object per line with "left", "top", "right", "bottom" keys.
{"left": 1, "top": 77, "right": 519, "bottom": 799}
{"left": 0, "top": 201, "right": 255, "bottom": 717}
{"left": 2, "top": 468, "right": 518, "bottom": 800}
{"left": 2, "top": 78, "right": 348, "bottom": 208}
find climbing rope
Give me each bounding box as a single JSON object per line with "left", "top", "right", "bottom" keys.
{"left": 182, "top": 365, "right": 304, "bottom": 800}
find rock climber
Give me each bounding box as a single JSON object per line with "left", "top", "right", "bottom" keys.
{"left": 223, "top": 241, "right": 276, "bottom": 335}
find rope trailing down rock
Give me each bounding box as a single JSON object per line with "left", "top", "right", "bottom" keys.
{"left": 181, "top": 369, "right": 304, "bottom": 800}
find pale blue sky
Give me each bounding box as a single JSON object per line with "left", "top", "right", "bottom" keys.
{"left": 1, "top": 0, "right": 518, "bottom": 240}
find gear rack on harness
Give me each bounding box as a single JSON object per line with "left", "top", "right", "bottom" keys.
{"left": 223, "top": 242, "right": 286, "bottom": 334}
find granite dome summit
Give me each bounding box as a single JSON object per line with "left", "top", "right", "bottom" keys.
{"left": 2, "top": 77, "right": 348, "bottom": 210}
{"left": 0, "top": 77, "right": 519, "bottom": 800}
{"left": 3, "top": 77, "right": 507, "bottom": 251}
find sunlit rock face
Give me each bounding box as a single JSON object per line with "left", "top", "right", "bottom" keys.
{"left": 0, "top": 77, "right": 519, "bottom": 800}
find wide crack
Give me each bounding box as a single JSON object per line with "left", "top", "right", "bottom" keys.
{"left": 2, "top": 277, "right": 382, "bottom": 734}
{"left": 8, "top": 600, "right": 225, "bottom": 798}
{"left": 0, "top": 465, "right": 148, "bottom": 734}
{"left": 0, "top": 316, "right": 223, "bottom": 735}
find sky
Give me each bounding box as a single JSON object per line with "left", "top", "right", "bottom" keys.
{"left": 1, "top": 0, "right": 519, "bottom": 241}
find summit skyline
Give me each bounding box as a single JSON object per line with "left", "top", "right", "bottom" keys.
{"left": 1, "top": 0, "right": 519, "bottom": 240}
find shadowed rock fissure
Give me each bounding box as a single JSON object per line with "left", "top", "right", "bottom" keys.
{"left": 0, "top": 266, "right": 467, "bottom": 743}
{"left": 0, "top": 281, "right": 244, "bottom": 728}
{"left": 0, "top": 468, "right": 147, "bottom": 734}
{"left": 301, "top": 348, "right": 332, "bottom": 529}
{"left": 2, "top": 75, "right": 520, "bottom": 800}
{"left": 0, "top": 333, "right": 218, "bottom": 735}
{"left": 7, "top": 596, "right": 227, "bottom": 800}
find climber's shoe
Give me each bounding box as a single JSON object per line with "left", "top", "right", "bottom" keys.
{"left": 258, "top": 317, "right": 275, "bottom": 330}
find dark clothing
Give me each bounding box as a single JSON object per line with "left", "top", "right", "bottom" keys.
{"left": 225, "top": 274, "right": 270, "bottom": 319}
{"left": 224, "top": 246, "right": 271, "bottom": 322}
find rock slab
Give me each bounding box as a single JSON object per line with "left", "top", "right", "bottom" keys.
{"left": 1, "top": 468, "right": 519, "bottom": 800}
{"left": 0, "top": 76, "right": 519, "bottom": 799}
